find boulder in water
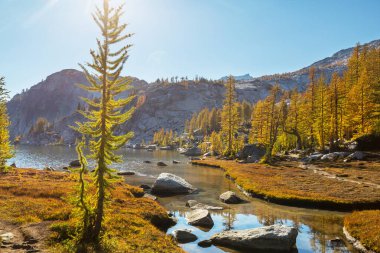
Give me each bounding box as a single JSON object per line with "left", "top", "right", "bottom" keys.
{"left": 140, "top": 184, "right": 151, "bottom": 190}
{"left": 117, "top": 171, "right": 135, "bottom": 176}
{"left": 186, "top": 200, "right": 223, "bottom": 210}
{"left": 69, "top": 160, "right": 81, "bottom": 167}
{"left": 151, "top": 173, "right": 196, "bottom": 195}
{"left": 210, "top": 224, "right": 298, "bottom": 251}
{"left": 186, "top": 209, "right": 214, "bottom": 228}
{"left": 219, "top": 191, "right": 243, "bottom": 204}
{"left": 198, "top": 240, "right": 213, "bottom": 248}
{"left": 157, "top": 161, "right": 168, "bottom": 166}
{"left": 172, "top": 229, "right": 197, "bottom": 243}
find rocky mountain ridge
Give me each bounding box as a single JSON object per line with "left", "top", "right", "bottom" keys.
{"left": 7, "top": 39, "right": 380, "bottom": 144}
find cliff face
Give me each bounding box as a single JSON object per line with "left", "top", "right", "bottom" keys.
{"left": 7, "top": 39, "right": 380, "bottom": 145}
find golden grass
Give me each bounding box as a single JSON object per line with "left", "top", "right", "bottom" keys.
{"left": 344, "top": 210, "right": 380, "bottom": 253}
{"left": 0, "top": 169, "right": 183, "bottom": 253}
{"left": 192, "top": 159, "right": 380, "bottom": 209}
{"left": 314, "top": 160, "right": 380, "bottom": 185}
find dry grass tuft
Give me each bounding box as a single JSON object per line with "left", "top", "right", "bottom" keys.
{"left": 0, "top": 169, "right": 183, "bottom": 253}
{"left": 192, "top": 158, "right": 380, "bottom": 210}
{"left": 344, "top": 210, "right": 380, "bottom": 253}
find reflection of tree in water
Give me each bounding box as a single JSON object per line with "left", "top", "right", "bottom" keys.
{"left": 222, "top": 207, "right": 237, "bottom": 231}
{"left": 308, "top": 216, "right": 347, "bottom": 253}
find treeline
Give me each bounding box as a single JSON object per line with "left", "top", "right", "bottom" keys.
{"left": 28, "top": 117, "right": 53, "bottom": 135}
{"left": 251, "top": 44, "right": 380, "bottom": 159}
{"left": 154, "top": 44, "right": 379, "bottom": 161}
{"left": 155, "top": 75, "right": 223, "bottom": 86}
{"left": 152, "top": 128, "right": 179, "bottom": 146}
{"left": 184, "top": 101, "right": 252, "bottom": 136}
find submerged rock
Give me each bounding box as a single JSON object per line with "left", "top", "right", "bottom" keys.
{"left": 157, "top": 161, "right": 168, "bottom": 166}
{"left": 117, "top": 171, "right": 135, "bottom": 176}
{"left": 140, "top": 184, "right": 151, "bottom": 190}
{"left": 172, "top": 229, "right": 197, "bottom": 243}
{"left": 198, "top": 240, "right": 213, "bottom": 248}
{"left": 173, "top": 160, "right": 180, "bottom": 164}
{"left": 186, "top": 209, "right": 214, "bottom": 228}
{"left": 210, "top": 224, "right": 298, "bottom": 251}
{"left": 186, "top": 200, "right": 223, "bottom": 210}
{"left": 219, "top": 191, "right": 243, "bottom": 204}
{"left": 151, "top": 173, "right": 196, "bottom": 195}
{"left": 69, "top": 160, "right": 81, "bottom": 167}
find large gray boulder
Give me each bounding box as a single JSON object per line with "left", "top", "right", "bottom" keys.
{"left": 219, "top": 191, "right": 243, "bottom": 204}
{"left": 238, "top": 144, "right": 266, "bottom": 161}
{"left": 210, "top": 225, "right": 298, "bottom": 251}
{"left": 301, "top": 153, "right": 323, "bottom": 163}
{"left": 321, "top": 152, "right": 349, "bottom": 161}
{"left": 186, "top": 209, "right": 214, "bottom": 228}
{"left": 181, "top": 147, "right": 203, "bottom": 156}
{"left": 172, "top": 229, "right": 198, "bottom": 243}
{"left": 344, "top": 151, "right": 366, "bottom": 162}
{"left": 151, "top": 173, "right": 196, "bottom": 195}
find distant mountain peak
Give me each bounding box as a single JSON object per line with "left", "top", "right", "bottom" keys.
{"left": 220, "top": 74, "right": 254, "bottom": 82}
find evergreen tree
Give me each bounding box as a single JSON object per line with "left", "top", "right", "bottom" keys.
{"left": 0, "top": 77, "right": 13, "bottom": 171}
{"left": 262, "top": 85, "right": 283, "bottom": 162}
{"left": 250, "top": 100, "right": 268, "bottom": 145}
{"left": 221, "top": 76, "right": 240, "bottom": 157}
{"left": 304, "top": 67, "right": 317, "bottom": 147}
{"left": 283, "top": 89, "right": 302, "bottom": 149}
{"left": 328, "top": 73, "right": 341, "bottom": 150}
{"left": 73, "top": 0, "right": 135, "bottom": 244}
{"left": 314, "top": 75, "right": 328, "bottom": 150}
{"left": 241, "top": 100, "right": 252, "bottom": 124}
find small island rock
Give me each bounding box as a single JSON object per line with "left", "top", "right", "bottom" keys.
{"left": 172, "top": 229, "right": 198, "bottom": 243}
{"left": 69, "top": 160, "right": 81, "bottom": 167}
{"left": 219, "top": 191, "right": 243, "bottom": 204}
{"left": 151, "top": 173, "right": 196, "bottom": 195}
{"left": 186, "top": 209, "right": 214, "bottom": 228}
{"left": 157, "top": 161, "right": 168, "bottom": 166}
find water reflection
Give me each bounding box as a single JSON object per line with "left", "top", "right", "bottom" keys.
{"left": 11, "top": 146, "right": 356, "bottom": 253}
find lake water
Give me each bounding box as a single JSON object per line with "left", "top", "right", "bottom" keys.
{"left": 10, "top": 145, "right": 356, "bottom": 253}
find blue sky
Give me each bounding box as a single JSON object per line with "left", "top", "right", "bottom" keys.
{"left": 1, "top": 0, "right": 380, "bottom": 97}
